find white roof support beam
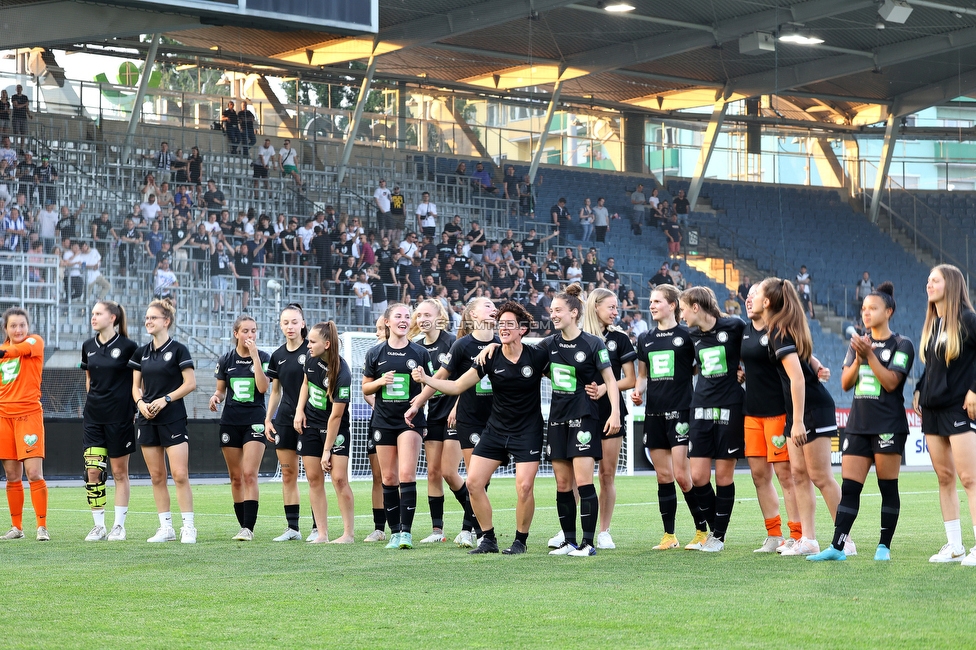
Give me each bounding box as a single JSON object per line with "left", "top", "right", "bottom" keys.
{"left": 121, "top": 34, "right": 161, "bottom": 166}
{"left": 528, "top": 79, "right": 565, "bottom": 185}
{"left": 687, "top": 99, "right": 728, "bottom": 212}
{"left": 337, "top": 54, "right": 379, "bottom": 185}
{"left": 868, "top": 114, "right": 897, "bottom": 224}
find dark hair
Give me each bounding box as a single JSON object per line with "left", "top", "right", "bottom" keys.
{"left": 1, "top": 307, "right": 29, "bottom": 342}
{"left": 680, "top": 286, "right": 721, "bottom": 319}
{"left": 232, "top": 314, "right": 257, "bottom": 335}
{"left": 554, "top": 283, "right": 584, "bottom": 322}
{"left": 282, "top": 303, "right": 308, "bottom": 338}
{"left": 869, "top": 281, "right": 896, "bottom": 314}
{"left": 96, "top": 300, "right": 128, "bottom": 338}
{"left": 495, "top": 301, "right": 532, "bottom": 335}
{"left": 310, "top": 321, "right": 342, "bottom": 398}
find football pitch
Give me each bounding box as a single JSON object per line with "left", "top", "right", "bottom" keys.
{"left": 3, "top": 471, "right": 974, "bottom": 648}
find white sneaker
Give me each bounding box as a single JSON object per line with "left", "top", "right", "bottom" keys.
{"left": 0, "top": 527, "right": 24, "bottom": 540}
{"left": 548, "top": 541, "right": 578, "bottom": 556}
{"left": 107, "top": 525, "right": 126, "bottom": 541}
{"left": 363, "top": 529, "right": 387, "bottom": 543}
{"left": 567, "top": 541, "right": 597, "bottom": 557}
{"left": 929, "top": 542, "right": 967, "bottom": 563}
{"left": 754, "top": 536, "right": 784, "bottom": 553}
{"left": 419, "top": 529, "right": 447, "bottom": 543}
{"left": 548, "top": 530, "right": 565, "bottom": 549}
{"left": 85, "top": 525, "right": 108, "bottom": 542}
{"left": 701, "top": 534, "right": 725, "bottom": 553}
{"left": 454, "top": 530, "right": 474, "bottom": 548}
{"left": 232, "top": 527, "right": 253, "bottom": 541}
{"left": 147, "top": 526, "right": 177, "bottom": 543}
{"left": 596, "top": 530, "right": 616, "bottom": 550}
{"left": 844, "top": 538, "right": 857, "bottom": 557}
{"left": 306, "top": 527, "right": 318, "bottom": 542}
{"left": 36, "top": 526, "right": 50, "bottom": 542}
{"left": 273, "top": 528, "right": 302, "bottom": 542}
{"left": 180, "top": 526, "right": 197, "bottom": 544}
{"left": 776, "top": 538, "right": 796, "bottom": 554}
{"left": 781, "top": 537, "right": 819, "bottom": 556}
{"left": 961, "top": 548, "right": 976, "bottom": 567}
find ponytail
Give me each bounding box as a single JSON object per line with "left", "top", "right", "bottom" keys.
{"left": 760, "top": 277, "right": 812, "bottom": 361}
{"left": 311, "top": 321, "right": 342, "bottom": 398}
{"left": 97, "top": 300, "right": 128, "bottom": 338}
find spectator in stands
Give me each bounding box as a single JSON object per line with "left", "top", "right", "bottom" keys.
{"left": 415, "top": 191, "right": 437, "bottom": 241}
{"left": 503, "top": 165, "right": 518, "bottom": 200}
{"left": 525, "top": 289, "right": 548, "bottom": 335}
{"left": 399, "top": 231, "right": 419, "bottom": 264}
{"left": 278, "top": 139, "right": 302, "bottom": 192}
{"left": 62, "top": 240, "right": 83, "bottom": 300}
{"left": 203, "top": 179, "right": 225, "bottom": 218}
{"left": 566, "top": 258, "right": 583, "bottom": 284}
{"left": 443, "top": 214, "right": 463, "bottom": 247}
{"left": 232, "top": 242, "right": 254, "bottom": 311}
{"left": 648, "top": 187, "right": 660, "bottom": 210}
{"left": 593, "top": 196, "right": 609, "bottom": 243}
{"left": 117, "top": 217, "right": 142, "bottom": 277}
{"left": 0, "top": 90, "right": 9, "bottom": 135}
{"left": 153, "top": 258, "right": 178, "bottom": 300}
{"left": 373, "top": 178, "right": 392, "bottom": 239}
{"left": 16, "top": 151, "right": 36, "bottom": 204}
{"left": 466, "top": 220, "right": 486, "bottom": 263}
{"left": 483, "top": 241, "right": 502, "bottom": 279}
{"left": 724, "top": 290, "right": 742, "bottom": 317}
{"left": 221, "top": 100, "right": 241, "bottom": 154}
{"left": 630, "top": 309, "right": 649, "bottom": 338}
{"left": 189, "top": 222, "right": 210, "bottom": 279}
{"left": 544, "top": 249, "right": 562, "bottom": 289}
{"left": 144, "top": 220, "right": 165, "bottom": 258}
{"left": 620, "top": 289, "right": 637, "bottom": 313}
{"left": 601, "top": 256, "right": 619, "bottom": 286}
{"left": 10, "top": 85, "right": 30, "bottom": 145}
{"left": 471, "top": 162, "right": 497, "bottom": 194}
{"left": 631, "top": 183, "right": 647, "bottom": 223}
{"left": 350, "top": 270, "right": 372, "bottom": 325}
{"left": 238, "top": 99, "right": 256, "bottom": 157}
{"left": 855, "top": 271, "right": 874, "bottom": 321}
{"left": 252, "top": 138, "right": 275, "bottom": 198}
{"left": 174, "top": 195, "right": 192, "bottom": 222}
{"left": 796, "top": 264, "right": 814, "bottom": 319}
{"left": 171, "top": 148, "right": 188, "bottom": 183}
{"left": 187, "top": 147, "right": 203, "bottom": 186}
{"left": 581, "top": 251, "right": 599, "bottom": 285}
{"left": 157, "top": 181, "right": 174, "bottom": 220}
{"left": 737, "top": 275, "right": 751, "bottom": 305}
{"left": 673, "top": 189, "right": 690, "bottom": 225}
{"left": 37, "top": 200, "right": 58, "bottom": 253}
{"left": 518, "top": 173, "right": 538, "bottom": 217}
{"left": 670, "top": 262, "right": 685, "bottom": 290}
{"left": 551, "top": 197, "right": 571, "bottom": 245}
{"left": 579, "top": 197, "right": 595, "bottom": 243}
{"left": 55, "top": 202, "right": 83, "bottom": 241}
{"left": 559, "top": 246, "right": 576, "bottom": 277}
{"left": 665, "top": 214, "right": 682, "bottom": 258}
{"left": 648, "top": 263, "right": 672, "bottom": 288}
{"left": 436, "top": 231, "right": 454, "bottom": 267}
{"left": 389, "top": 185, "right": 406, "bottom": 244}
{"left": 520, "top": 227, "right": 557, "bottom": 265}
{"left": 143, "top": 141, "right": 172, "bottom": 174}
{"left": 209, "top": 239, "right": 233, "bottom": 313}
{"left": 138, "top": 194, "right": 160, "bottom": 228}
{"left": 78, "top": 241, "right": 111, "bottom": 301}
{"left": 366, "top": 264, "right": 388, "bottom": 319}
{"left": 34, "top": 156, "right": 57, "bottom": 207}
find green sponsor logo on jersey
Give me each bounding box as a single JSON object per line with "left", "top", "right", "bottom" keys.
{"left": 892, "top": 351, "right": 909, "bottom": 369}
{"left": 382, "top": 373, "right": 410, "bottom": 400}
{"left": 308, "top": 383, "right": 329, "bottom": 410}
{"left": 647, "top": 350, "right": 674, "bottom": 379}
{"left": 698, "top": 346, "right": 728, "bottom": 377}
{"left": 598, "top": 349, "right": 609, "bottom": 365}
{"left": 550, "top": 363, "right": 578, "bottom": 392}
{"left": 338, "top": 386, "right": 350, "bottom": 400}
{"left": 229, "top": 377, "right": 256, "bottom": 403}
{"left": 0, "top": 358, "right": 21, "bottom": 385}
{"left": 855, "top": 365, "right": 881, "bottom": 397}
{"left": 476, "top": 374, "right": 493, "bottom": 394}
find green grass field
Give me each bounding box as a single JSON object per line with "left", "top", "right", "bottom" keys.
{"left": 2, "top": 471, "right": 975, "bottom": 648}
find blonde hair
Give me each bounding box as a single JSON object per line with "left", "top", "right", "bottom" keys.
{"left": 760, "top": 277, "right": 812, "bottom": 361}
{"left": 920, "top": 264, "right": 974, "bottom": 365}
{"left": 457, "top": 296, "right": 493, "bottom": 338}
{"left": 147, "top": 298, "right": 177, "bottom": 327}
{"left": 408, "top": 298, "right": 449, "bottom": 339}
{"left": 583, "top": 287, "right": 618, "bottom": 339}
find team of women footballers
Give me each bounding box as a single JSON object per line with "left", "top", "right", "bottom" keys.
{"left": 2, "top": 265, "right": 976, "bottom": 564}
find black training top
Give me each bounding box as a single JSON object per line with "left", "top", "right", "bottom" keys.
{"left": 843, "top": 333, "right": 914, "bottom": 435}
{"left": 418, "top": 330, "right": 457, "bottom": 423}
{"left": 476, "top": 343, "right": 550, "bottom": 438}
{"left": 597, "top": 328, "right": 637, "bottom": 423}
{"left": 538, "top": 330, "right": 611, "bottom": 422}
{"left": 917, "top": 311, "right": 976, "bottom": 409}
{"left": 740, "top": 322, "right": 787, "bottom": 417}
{"left": 128, "top": 338, "right": 194, "bottom": 425}
{"left": 767, "top": 328, "right": 835, "bottom": 418}
{"left": 266, "top": 340, "right": 309, "bottom": 427}
{"left": 441, "top": 334, "right": 500, "bottom": 427}
{"left": 302, "top": 355, "right": 352, "bottom": 434}
{"left": 690, "top": 317, "right": 745, "bottom": 408}
{"left": 81, "top": 333, "right": 138, "bottom": 425}
{"left": 636, "top": 324, "right": 695, "bottom": 414}
{"left": 363, "top": 340, "right": 433, "bottom": 430}
{"left": 214, "top": 348, "right": 271, "bottom": 426}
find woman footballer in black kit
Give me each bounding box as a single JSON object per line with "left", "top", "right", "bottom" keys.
{"left": 363, "top": 302, "right": 434, "bottom": 550}
{"left": 264, "top": 304, "right": 312, "bottom": 541}
{"left": 809, "top": 282, "right": 913, "bottom": 562}
{"left": 294, "top": 321, "right": 355, "bottom": 544}
{"left": 752, "top": 278, "right": 841, "bottom": 557}
{"left": 543, "top": 284, "right": 620, "bottom": 558}
{"left": 210, "top": 315, "right": 271, "bottom": 542}
{"left": 81, "top": 301, "right": 138, "bottom": 542}
{"left": 412, "top": 301, "right": 550, "bottom": 555}
{"left": 631, "top": 285, "right": 705, "bottom": 550}
{"left": 129, "top": 298, "right": 198, "bottom": 544}
{"left": 362, "top": 315, "right": 390, "bottom": 542}
{"left": 679, "top": 287, "right": 744, "bottom": 553}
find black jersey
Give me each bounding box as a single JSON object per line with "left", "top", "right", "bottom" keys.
{"left": 636, "top": 324, "right": 695, "bottom": 413}
{"left": 81, "top": 333, "right": 138, "bottom": 425}
{"left": 266, "top": 341, "right": 309, "bottom": 427}
{"left": 303, "top": 355, "right": 352, "bottom": 433}
{"left": 597, "top": 328, "right": 637, "bottom": 422}
{"left": 441, "top": 334, "right": 500, "bottom": 427}
{"left": 917, "top": 311, "right": 976, "bottom": 409}
{"left": 418, "top": 331, "right": 457, "bottom": 422}
{"left": 691, "top": 317, "right": 745, "bottom": 408}
{"left": 740, "top": 322, "right": 787, "bottom": 417}
{"left": 843, "top": 334, "right": 914, "bottom": 435}
{"left": 214, "top": 349, "right": 272, "bottom": 426}
{"left": 476, "top": 343, "right": 550, "bottom": 437}
{"left": 128, "top": 338, "right": 194, "bottom": 425}
{"left": 538, "top": 331, "right": 611, "bottom": 422}
{"left": 767, "top": 329, "right": 835, "bottom": 417}
{"left": 363, "top": 340, "right": 433, "bottom": 430}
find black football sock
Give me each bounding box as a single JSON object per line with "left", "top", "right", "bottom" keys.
{"left": 400, "top": 481, "right": 417, "bottom": 534}
{"left": 579, "top": 484, "right": 599, "bottom": 546}
{"left": 556, "top": 490, "right": 578, "bottom": 545}
{"left": 515, "top": 530, "right": 529, "bottom": 545}
{"left": 372, "top": 508, "right": 386, "bottom": 532}
{"left": 233, "top": 502, "right": 244, "bottom": 528}
{"left": 243, "top": 500, "right": 259, "bottom": 531}
{"left": 382, "top": 484, "right": 401, "bottom": 533}
{"left": 658, "top": 482, "right": 677, "bottom": 535}
{"left": 451, "top": 484, "right": 476, "bottom": 532}
{"left": 284, "top": 504, "right": 300, "bottom": 532}
{"left": 692, "top": 483, "right": 716, "bottom": 531}
{"left": 831, "top": 478, "right": 863, "bottom": 551}
{"left": 682, "top": 487, "right": 707, "bottom": 532}
{"left": 713, "top": 483, "right": 735, "bottom": 542}
{"left": 482, "top": 527, "right": 496, "bottom": 542}
{"left": 879, "top": 478, "right": 900, "bottom": 549}
{"left": 428, "top": 495, "right": 445, "bottom": 530}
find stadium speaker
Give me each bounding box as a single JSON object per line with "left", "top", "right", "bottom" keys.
{"left": 746, "top": 99, "right": 761, "bottom": 155}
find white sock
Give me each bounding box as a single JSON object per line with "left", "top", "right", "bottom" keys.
{"left": 182, "top": 512, "right": 195, "bottom": 528}
{"left": 945, "top": 519, "right": 962, "bottom": 548}
{"left": 92, "top": 509, "right": 105, "bottom": 528}
{"left": 159, "top": 512, "right": 172, "bottom": 528}
{"left": 114, "top": 506, "right": 128, "bottom": 528}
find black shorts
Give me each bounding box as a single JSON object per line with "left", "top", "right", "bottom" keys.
{"left": 473, "top": 425, "right": 544, "bottom": 465}
{"left": 546, "top": 417, "right": 603, "bottom": 461}
{"left": 298, "top": 427, "right": 326, "bottom": 457}
{"left": 236, "top": 277, "right": 251, "bottom": 292}
{"left": 253, "top": 165, "right": 269, "bottom": 179}
{"left": 786, "top": 406, "right": 838, "bottom": 441}
{"left": 272, "top": 422, "right": 299, "bottom": 451}
{"left": 377, "top": 210, "right": 392, "bottom": 230}
{"left": 643, "top": 410, "right": 691, "bottom": 450}
{"left": 366, "top": 417, "right": 377, "bottom": 455}
{"left": 843, "top": 432, "right": 908, "bottom": 457}
{"left": 371, "top": 426, "right": 424, "bottom": 447}
{"left": 136, "top": 419, "right": 188, "bottom": 448}
{"left": 330, "top": 429, "right": 351, "bottom": 457}
{"left": 220, "top": 423, "right": 267, "bottom": 448}
{"left": 688, "top": 404, "right": 745, "bottom": 460}
{"left": 449, "top": 421, "right": 482, "bottom": 450}
{"left": 920, "top": 405, "right": 976, "bottom": 437}
{"left": 425, "top": 420, "right": 448, "bottom": 443}
{"left": 83, "top": 420, "right": 136, "bottom": 458}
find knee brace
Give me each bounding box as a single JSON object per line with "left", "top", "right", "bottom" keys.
{"left": 84, "top": 447, "right": 108, "bottom": 509}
